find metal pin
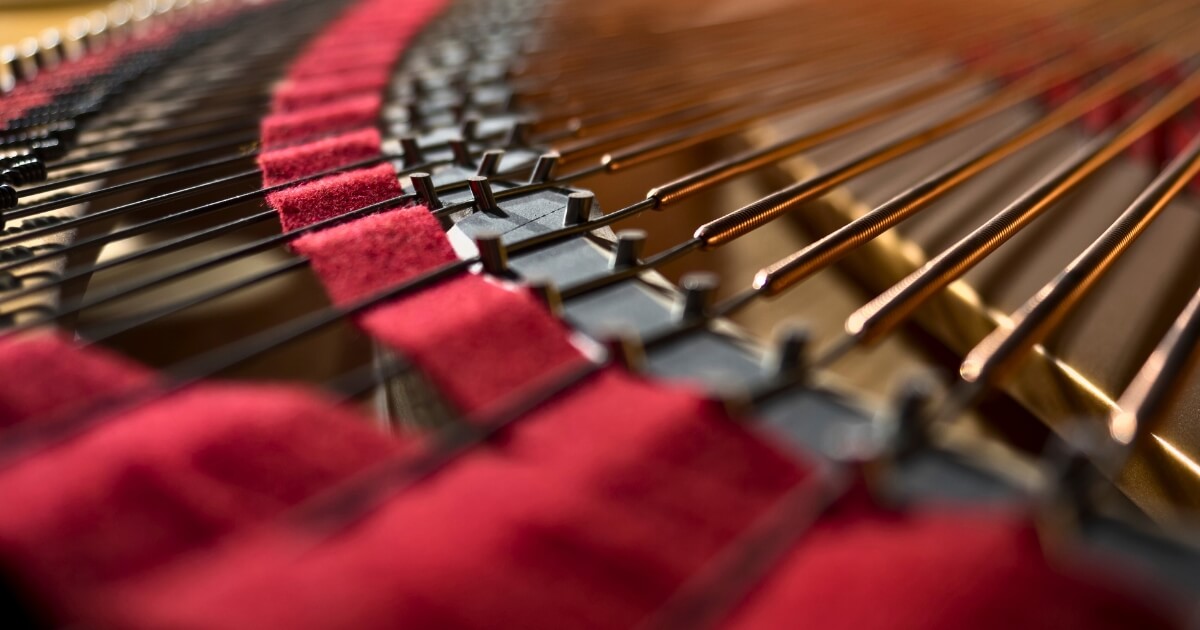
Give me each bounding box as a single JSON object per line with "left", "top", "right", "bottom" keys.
{"left": 527, "top": 279, "right": 563, "bottom": 315}
{"left": 765, "top": 324, "right": 811, "bottom": 379}
{"left": 467, "top": 176, "right": 501, "bottom": 214}
{"left": 1035, "top": 429, "right": 1106, "bottom": 542}
{"left": 0, "top": 48, "right": 15, "bottom": 94}
{"left": 11, "top": 42, "right": 37, "bottom": 82}
{"left": 85, "top": 11, "right": 108, "bottom": 51}
{"left": 506, "top": 120, "right": 531, "bottom": 148}
{"left": 474, "top": 232, "right": 508, "bottom": 276}
{"left": 563, "top": 191, "right": 593, "bottom": 226}
{"left": 882, "top": 378, "right": 934, "bottom": 460}
{"left": 612, "top": 229, "right": 646, "bottom": 268}
{"left": 529, "top": 152, "right": 560, "bottom": 183}
{"left": 64, "top": 18, "right": 90, "bottom": 61}
{"left": 398, "top": 136, "right": 424, "bottom": 168}
{"left": 602, "top": 330, "right": 645, "bottom": 372}
{"left": 460, "top": 117, "right": 479, "bottom": 141}
{"left": 476, "top": 149, "right": 504, "bottom": 177}
{"left": 404, "top": 103, "right": 422, "bottom": 127}
{"left": 38, "top": 30, "right": 63, "bottom": 71}
{"left": 406, "top": 77, "right": 425, "bottom": 99}
{"left": 709, "top": 387, "right": 754, "bottom": 419}
{"left": 410, "top": 173, "right": 442, "bottom": 210}
{"left": 449, "top": 139, "right": 474, "bottom": 167}
{"left": 674, "top": 271, "right": 719, "bottom": 321}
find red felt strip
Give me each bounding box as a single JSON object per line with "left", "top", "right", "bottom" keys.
{"left": 722, "top": 487, "right": 1176, "bottom": 629}
{"left": 360, "top": 275, "right": 588, "bottom": 413}
{"left": 0, "top": 334, "right": 156, "bottom": 431}
{"left": 96, "top": 367, "right": 807, "bottom": 629}
{"left": 273, "top": 70, "right": 391, "bottom": 112}
{"left": 257, "top": 128, "right": 383, "bottom": 186}
{"left": 291, "top": 204, "right": 457, "bottom": 303}
{"left": 293, "top": 205, "right": 587, "bottom": 414}
{"left": 0, "top": 382, "right": 405, "bottom": 624}
{"left": 260, "top": 94, "right": 382, "bottom": 148}
{"left": 266, "top": 163, "right": 403, "bottom": 232}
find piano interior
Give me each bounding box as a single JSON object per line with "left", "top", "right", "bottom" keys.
{"left": 1, "top": 0, "right": 1199, "bottom": 627}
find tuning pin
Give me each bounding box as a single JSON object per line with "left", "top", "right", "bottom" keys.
{"left": 16, "top": 39, "right": 44, "bottom": 79}
{"left": 476, "top": 149, "right": 504, "bottom": 177}
{"left": 563, "top": 191, "right": 593, "bottom": 226}
{"left": 403, "top": 103, "right": 422, "bottom": 127}
{"left": 611, "top": 229, "right": 646, "bottom": 269}
{"left": 506, "top": 120, "right": 531, "bottom": 148}
{"left": 764, "top": 323, "right": 811, "bottom": 380}
{"left": 527, "top": 278, "right": 563, "bottom": 315}
{"left": 674, "top": 272, "right": 719, "bottom": 322}
{"left": 108, "top": 2, "right": 134, "bottom": 42}
{"left": 398, "top": 136, "right": 424, "bottom": 168}
{"left": 406, "top": 76, "right": 425, "bottom": 99}
{"left": 0, "top": 48, "right": 15, "bottom": 95}
{"left": 601, "top": 330, "right": 646, "bottom": 372}
{"left": 467, "top": 176, "right": 501, "bottom": 215}
{"left": 8, "top": 42, "right": 37, "bottom": 83}
{"left": 1034, "top": 429, "right": 1106, "bottom": 546}
{"left": 529, "top": 152, "right": 560, "bottom": 184}
{"left": 882, "top": 378, "right": 934, "bottom": 460}
{"left": 474, "top": 232, "right": 509, "bottom": 276}
{"left": 38, "top": 30, "right": 63, "bottom": 71}
{"left": 85, "top": 11, "right": 109, "bottom": 51}
{"left": 64, "top": 18, "right": 90, "bottom": 61}
{"left": 131, "top": 0, "right": 156, "bottom": 36}
{"left": 410, "top": 173, "right": 442, "bottom": 211}
{"left": 460, "top": 117, "right": 479, "bottom": 142}
{"left": 448, "top": 139, "right": 474, "bottom": 167}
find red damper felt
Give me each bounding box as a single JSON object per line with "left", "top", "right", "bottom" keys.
{"left": 97, "top": 367, "right": 808, "bottom": 629}
{"left": 0, "top": 383, "right": 405, "bottom": 625}
{"left": 272, "top": 70, "right": 390, "bottom": 112}
{"left": 257, "top": 128, "right": 383, "bottom": 187}
{"left": 0, "top": 333, "right": 156, "bottom": 431}
{"left": 292, "top": 204, "right": 457, "bottom": 304}
{"left": 295, "top": 204, "right": 585, "bottom": 412}
{"left": 360, "top": 275, "right": 587, "bottom": 413}
{"left": 722, "top": 486, "right": 1177, "bottom": 630}
{"left": 260, "top": 94, "right": 382, "bottom": 148}
{"left": 265, "top": 163, "right": 402, "bottom": 233}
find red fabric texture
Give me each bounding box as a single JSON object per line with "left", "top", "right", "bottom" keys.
{"left": 0, "top": 333, "right": 156, "bottom": 431}
{"left": 723, "top": 487, "right": 1176, "bottom": 629}
{"left": 0, "top": 382, "right": 405, "bottom": 623}
{"left": 257, "top": 128, "right": 383, "bottom": 186}
{"left": 273, "top": 70, "right": 391, "bottom": 112}
{"left": 266, "top": 163, "right": 403, "bottom": 232}
{"left": 98, "top": 368, "right": 808, "bottom": 629}
{"left": 292, "top": 204, "right": 457, "bottom": 304}
{"left": 260, "top": 94, "right": 383, "bottom": 148}
{"left": 361, "top": 275, "right": 589, "bottom": 413}
{"left": 292, "top": 204, "right": 587, "bottom": 414}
